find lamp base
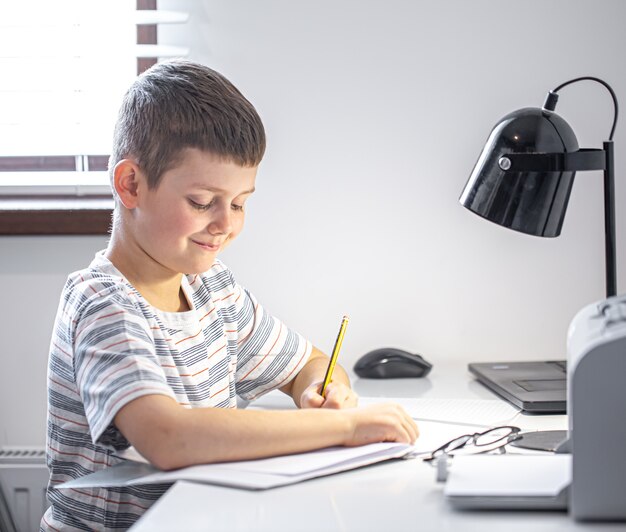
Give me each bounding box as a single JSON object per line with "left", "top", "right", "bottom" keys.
{"left": 509, "top": 430, "right": 568, "bottom": 452}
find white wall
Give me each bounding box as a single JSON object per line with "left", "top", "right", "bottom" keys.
{"left": 2, "top": 0, "right": 625, "bottom": 446}
{"left": 0, "top": 237, "right": 109, "bottom": 446}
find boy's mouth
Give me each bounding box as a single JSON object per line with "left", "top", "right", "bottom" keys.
{"left": 192, "top": 239, "right": 221, "bottom": 251}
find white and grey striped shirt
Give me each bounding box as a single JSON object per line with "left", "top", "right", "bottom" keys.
{"left": 42, "top": 252, "right": 311, "bottom": 531}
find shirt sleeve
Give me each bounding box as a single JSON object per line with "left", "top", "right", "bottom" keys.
{"left": 72, "top": 286, "right": 176, "bottom": 448}
{"left": 230, "top": 279, "right": 312, "bottom": 401}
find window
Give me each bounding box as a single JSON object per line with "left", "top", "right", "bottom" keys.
{"left": 0, "top": 0, "right": 188, "bottom": 234}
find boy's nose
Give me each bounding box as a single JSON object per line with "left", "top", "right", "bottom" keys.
{"left": 208, "top": 205, "right": 232, "bottom": 235}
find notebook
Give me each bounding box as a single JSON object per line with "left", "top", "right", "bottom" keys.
{"left": 468, "top": 361, "right": 567, "bottom": 414}
{"left": 57, "top": 442, "right": 414, "bottom": 491}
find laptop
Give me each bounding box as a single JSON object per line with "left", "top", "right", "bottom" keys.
{"left": 468, "top": 360, "right": 567, "bottom": 414}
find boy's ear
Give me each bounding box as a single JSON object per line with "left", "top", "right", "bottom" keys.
{"left": 113, "top": 159, "right": 143, "bottom": 209}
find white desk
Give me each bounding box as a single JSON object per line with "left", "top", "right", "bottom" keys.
{"left": 130, "top": 364, "right": 626, "bottom": 532}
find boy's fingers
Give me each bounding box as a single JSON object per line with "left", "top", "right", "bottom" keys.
{"left": 300, "top": 386, "right": 324, "bottom": 408}
{"left": 322, "top": 383, "right": 359, "bottom": 409}
{"left": 404, "top": 418, "right": 419, "bottom": 443}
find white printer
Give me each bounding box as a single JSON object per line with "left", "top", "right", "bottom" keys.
{"left": 567, "top": 294, "right": 626, "bottom": 521}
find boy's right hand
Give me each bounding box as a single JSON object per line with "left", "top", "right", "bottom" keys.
{"left": 343, "top": 403, "right": 419, "bottom": 446}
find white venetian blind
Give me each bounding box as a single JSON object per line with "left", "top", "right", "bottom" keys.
{"left": 0, "top": 0, "right": 188, "bottom": 195}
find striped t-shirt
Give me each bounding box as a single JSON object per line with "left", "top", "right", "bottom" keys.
{"left": 41, "top": 252, "right": 311, "bottom": 531}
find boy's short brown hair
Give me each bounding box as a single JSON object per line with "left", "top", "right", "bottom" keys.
{"left": 109, "top": 60, "right": 266, "bottom": 188}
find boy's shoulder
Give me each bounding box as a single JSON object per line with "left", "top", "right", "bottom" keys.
{"left": 61, "top": 252, "right": 138, "bottom": 313}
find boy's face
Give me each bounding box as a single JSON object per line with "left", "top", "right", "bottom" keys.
{"left": 134, "top": 148, "right": 257, "bottom": 275}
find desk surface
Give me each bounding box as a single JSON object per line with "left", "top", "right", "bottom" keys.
{"left": 130, "top": 363, "right": 626, "bottom": 532}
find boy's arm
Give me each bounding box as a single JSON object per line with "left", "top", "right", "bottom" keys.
{"left": 279, "top": 346, "right": 358, "bottom": 409}
{"left": 114, "top": 394, "right": 418, "bottom": 470}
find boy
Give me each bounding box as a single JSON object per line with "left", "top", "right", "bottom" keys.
{"left": 42, "top": 60, "right": 418, "bottom": 531}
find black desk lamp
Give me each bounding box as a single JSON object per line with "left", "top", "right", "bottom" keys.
{"left": 459, "top": 76, "right": 619, "bottom": 450}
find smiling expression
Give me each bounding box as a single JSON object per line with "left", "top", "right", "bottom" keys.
{"left": 132, "top": 148, "right": 257, "bottom": 275}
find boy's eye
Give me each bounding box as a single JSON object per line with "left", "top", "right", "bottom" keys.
{"left": 188, "top": 198, "right": 245, "bottom": 212}
{"left": 188, "top": 198, "right": 213, "bottom": 211}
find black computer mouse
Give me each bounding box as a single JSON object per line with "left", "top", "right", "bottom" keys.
{"left": 353, "top": 348, "right": 432, "bottom": 379}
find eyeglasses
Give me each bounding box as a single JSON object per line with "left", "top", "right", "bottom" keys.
{"left": 423, "top": 426, "right": 521, "bottom": 480}
{"left": 424, "top": 425, "right": 521, "bottom": 462}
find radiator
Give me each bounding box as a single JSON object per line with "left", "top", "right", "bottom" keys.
{"left": 0, "top": 447, "right": 49, "bottom": 532}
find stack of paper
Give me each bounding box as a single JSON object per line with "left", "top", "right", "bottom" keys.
{"left": 444, "top": 454, "right": 571, "bottom": 510}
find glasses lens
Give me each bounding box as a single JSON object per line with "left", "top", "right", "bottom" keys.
{"left": 426, "top": 435, "right": 471, "bottom": 461}
{"left": 442, "top": 435, "right": 472, "bottom": 453}
{"left": 475, "top": 426, "right": 518, "bottom": 446}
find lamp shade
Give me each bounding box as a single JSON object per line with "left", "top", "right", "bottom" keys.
{"left": 460, "top": 108, "right": 579, "bottom": 237}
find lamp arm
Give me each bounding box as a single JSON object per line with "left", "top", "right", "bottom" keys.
{"left": 545, "top": 77, "right": 619, "bottom": 141}
{"left": 543, "top": 76, "right": 618, "bottom": 297}
{"left": 604, "top": 140, "right": 617, "bottom": 297}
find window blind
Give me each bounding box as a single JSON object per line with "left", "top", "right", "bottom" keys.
{"left": 0, "top": 0, "right": 188, "bottom": 196}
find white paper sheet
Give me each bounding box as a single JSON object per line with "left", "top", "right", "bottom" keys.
{"left": 358, "top": 397, "right": 519, "bottom": 426}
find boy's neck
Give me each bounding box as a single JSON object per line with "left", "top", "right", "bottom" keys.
{"left": 105, "top": 239, "right": 191, "bottom": 313}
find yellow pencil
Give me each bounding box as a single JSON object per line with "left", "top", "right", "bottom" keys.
{"left": 320, "top": 315, "right": 349, "bottom": 398}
